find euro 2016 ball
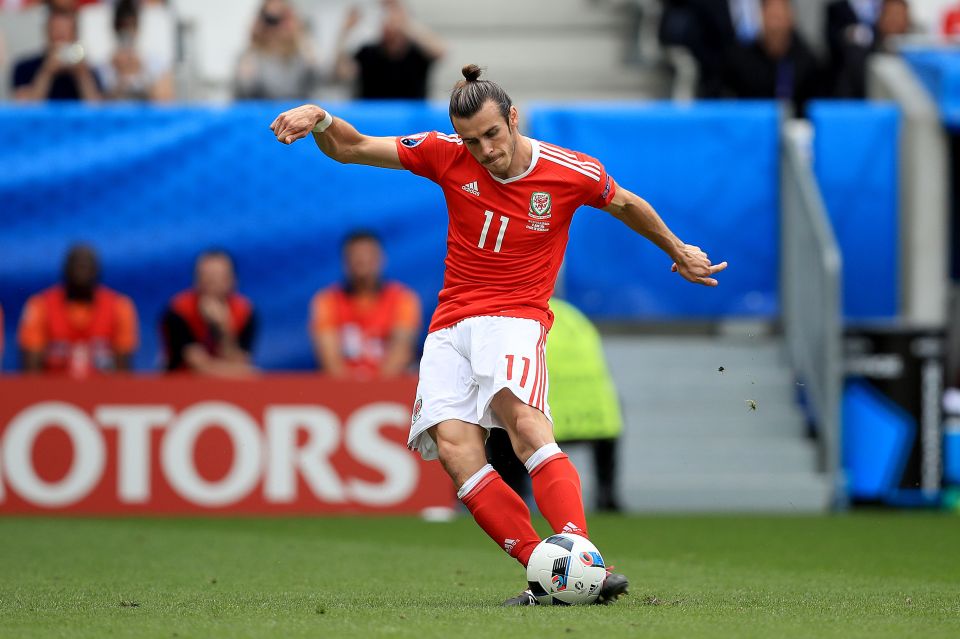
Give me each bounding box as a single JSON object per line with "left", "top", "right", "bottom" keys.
{"left": 526, "top": 533, "right": 607, "bottom": 605}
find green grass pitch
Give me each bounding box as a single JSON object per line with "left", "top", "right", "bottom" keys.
{"left": 1, "top": 513, "right": 958, "bottom": 638}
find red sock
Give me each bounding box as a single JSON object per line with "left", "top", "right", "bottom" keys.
{"left": 529, "top": 450, "right": 589, "bottom": 538}
{"left": 460, "top": 466, "right": 540, "bottom": 567}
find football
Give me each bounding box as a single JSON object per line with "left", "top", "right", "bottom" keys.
{"left": 526, "top": 533, "right": 607, "bottom": 605}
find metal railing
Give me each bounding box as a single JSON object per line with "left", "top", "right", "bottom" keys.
{"left": 868, "top": 53, "right": 949, "bottom": 328}
{"left": 780, "top": 121, "right": 844, "bottom": 502}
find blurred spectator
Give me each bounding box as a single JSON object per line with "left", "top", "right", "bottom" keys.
{"left": 234, "top": 0, "right": 318, "bottom": 100}
{"left": 309, "top": 230, "right": 421, "bottom": 379}
{"left": 946, "top": 2, "right": 960, "bottom": 36}
{"left": 100, "top": 0, "right": 173, "bottom": 101}
{"left": 659, "top": 1, "right": 761, "bottom": 98}
{"left": 17, "top": 244, "right": 138, "bottom": 376}
{"left": 729, "top": 0, "right": 763, "bottom": 42}
{"left": 875, "top": 0, "right": 912, "bottom": 49}
{"left": 946, "top": 4, "right": 960, "bottom": 35}
{"left": 12, "top": 5, "right": 102, "bottom": 101}
{"left": 161, "top": 250, "right": 257, "bottom": 377}
{"left": 826, "top": 0, "right": 912, "bottom": 97}
{"left": 723, "top": 0, "right": 824, "bottom": 116}
{"left": 336, "top": 0, "right": 445, "bottom": 100}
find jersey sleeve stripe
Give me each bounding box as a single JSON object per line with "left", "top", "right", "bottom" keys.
{"left": 437, "top": 133, "right": 463, "bottom": 145}
{"left": 540, "top": 142, "right": 602, "bottom": 170}
{"left": 539, "top": 141, "right": 579, "bottom": 159}
{"left": 540, "top": 153, "right": 602, "bottom": 181}
{"left": 539, "top": 147, "right": 601, "bottom": 175}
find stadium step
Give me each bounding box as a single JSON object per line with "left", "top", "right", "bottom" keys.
{"left": 631, "top": 415, "right": 809, "bottom": 439}
{"left": 410, "top": 0, "right": 620, "bottom": 30}
{"left": 406, "top": 0, "right": 665, "bottom": 102}
{"left": 616, "top": 472, "right": 835, "bottom": 512}
{"left": 585, "top": 333, "right": 833, "bottom": 512}
{"left": 619, "top": 436, "right": 819, "bottom": 474}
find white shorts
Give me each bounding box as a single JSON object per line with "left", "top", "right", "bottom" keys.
{"left": 408, "top": 316, "right": 552, "bottom": 461}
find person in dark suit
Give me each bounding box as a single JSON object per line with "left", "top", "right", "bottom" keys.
{"left": 12, "top": 5, "right": 102, "bottom": 102}
{"left": 825, "top": 0, "right": 879, "bottom": 97}
{"left": 723, "top": 0, "right": 825, "bottom": 117}
{"left": 660, "top": 0, "right": 737, "bottom": 97}
{"left": 826, "top": 0, "right": 913, "bottom": 97}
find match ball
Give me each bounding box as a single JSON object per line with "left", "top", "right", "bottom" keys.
{"left": 526, "top": 533, "right": 607, "bottom": 605}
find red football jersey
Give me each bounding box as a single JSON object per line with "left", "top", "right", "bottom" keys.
{"left": 396, "top": 131, "right": 616, "bottom": 332}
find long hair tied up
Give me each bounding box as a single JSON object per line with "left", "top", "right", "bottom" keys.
{"left": 449, "top": 64, "right": 512, "bottom": 122}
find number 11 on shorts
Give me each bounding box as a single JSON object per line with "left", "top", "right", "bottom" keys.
{"left": 505, "top": 354, "right": 531, "bottom": 387}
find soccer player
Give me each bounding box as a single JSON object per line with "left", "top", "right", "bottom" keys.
{"left": 270, "top": 64, "right": 727, "bottom": 605}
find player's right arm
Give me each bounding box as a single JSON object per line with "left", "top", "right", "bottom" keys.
{"left": 270, "top": 104, "right": 403, "bottom": 169}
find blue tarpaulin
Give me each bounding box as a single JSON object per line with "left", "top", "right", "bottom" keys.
{"left": 809, "top": 101, "right": 899, "bottom": 322}
{"left": 0, "top": 102, "right": 452, "bottom": 371}
{"left": 0, "top": 101, "right": 902, "bottom": 370}
{"left": 528, "top": 101, "right": 781, "bottom": 320}
{"left": 902, "top": 48, "right": 960, "bottom": 130}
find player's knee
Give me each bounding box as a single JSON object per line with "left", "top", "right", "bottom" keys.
{"left": 435, "top": 435, "right": 487, "bottom": 486}
{"left": 434, "top": 429, "right": 481, "bottom": 467}
{"left": 509, "top": 409, "right": 554, "bottom": 462}
{"left": 435, "top": 435, "right": 463, "bottom": 465}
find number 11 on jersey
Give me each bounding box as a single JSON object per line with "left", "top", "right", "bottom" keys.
{"left": 478, "top": 210, "right": 509, "bottom": 252}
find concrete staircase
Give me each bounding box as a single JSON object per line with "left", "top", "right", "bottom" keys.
{"left": 568, "top": 334, "right": 835, "bottom": 512}
{"left": 406, "top": 0, "right": 668, "bottom": 102}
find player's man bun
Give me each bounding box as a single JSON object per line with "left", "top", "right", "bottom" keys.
{"left": 461, "top": 64, "right": 482, "bottom": 82}
{"left": 449, "top": 64, "right": 513, "bottom": 123}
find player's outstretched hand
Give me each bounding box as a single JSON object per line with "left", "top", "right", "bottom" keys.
{"left": 270, "top": 104, "right": 324, "bottom": 145}
{"left": 670, "top": 244, "right": 728, "bottom": 287}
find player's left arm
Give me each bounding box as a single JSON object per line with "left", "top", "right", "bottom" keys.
{"left": 602, "top": 182, "right": 728, "bottom": 287}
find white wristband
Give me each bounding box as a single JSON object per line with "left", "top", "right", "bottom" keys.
{"left": 312, "top": 111, "right": 334, "bottom": 134}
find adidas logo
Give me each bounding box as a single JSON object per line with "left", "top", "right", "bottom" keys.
{"left": 462, "top": 181, "right": 480, "bottom": 196}
{"left": 562, "top": 522, "right": 583, "bottom": 535}
{"left": 504, "top": 538, "right": 517, "bottom": 553}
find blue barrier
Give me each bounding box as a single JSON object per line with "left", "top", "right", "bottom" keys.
{"left": 808, "top": 101, "right": 899, "bottom": 322}
{"left": 947, "top": 427, "right": 960, "bottom": 485}
{"left": 0, "top": 101, "right": 904, "bottom": 370}
{"left": 0, "top": 102, "right": 452, "bottom": 371}
{"left": 902, "top": 48, "right": 960, "bottom": 130}
{"left": 528, "top": 101, "right": 781, "bottom": 319}
{"left": 842, "top": 380, "right": 914, "bottom": 500}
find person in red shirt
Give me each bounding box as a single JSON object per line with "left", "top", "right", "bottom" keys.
{"left": 310, "top": 230, "right": 421, "bottom": 379}
{"left": 944, "top": 2, "right": 960, "bottom": 36}
{"left": 161, "top": 249, "right": 257, "bottom": 378}
{"left": 270, "top": 64, "right": 726, "bottom": 605}
{"left": 17, "top": 244, "right": 139, "bottom": 376}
